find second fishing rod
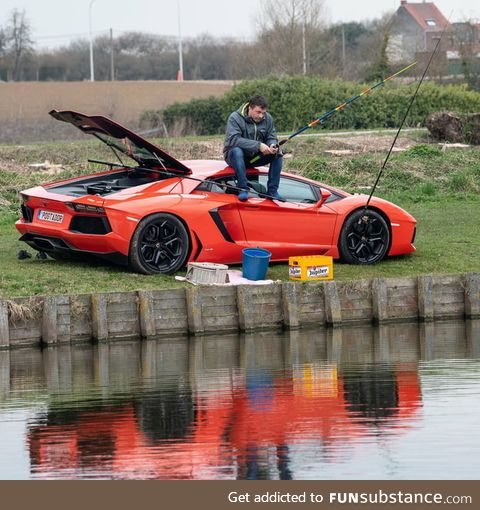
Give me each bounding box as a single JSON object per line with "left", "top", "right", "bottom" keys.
{"left": 249, "top": 61, "right": 417, "bottom": 164}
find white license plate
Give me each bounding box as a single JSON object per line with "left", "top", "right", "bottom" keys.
{"left": 38, "top": 210, "right": 64, "bottom": 223}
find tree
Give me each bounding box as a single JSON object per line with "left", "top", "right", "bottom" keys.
{"left": 452, "top": 21, "right": 480, "bottom": 91}
{"left": 0, "top": 27, "right": 6, "bottom": 54}
{"left": 0, "top": 27, "right": 7, "bottom": 80}
{"left": 366, "top": 30, "right": 391, "bottom": 82}
{"left": 256, "top": 0, "right": 327, "bottom": 76}
{"left": 185, "top": 34, "right": 232, "bottom": 80}
{"left": 357, "top": 15, "right": 396, "bottom": 82}
{"left": 323, "top": 22, "right": 371, "bottom": 79}
{"left": 113, "top": 32, "right": 178, "bottom": 80}
{"left": 3, "top": 9, "right": 34, "bottom": 81}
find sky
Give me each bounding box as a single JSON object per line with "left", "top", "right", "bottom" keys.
{"left": 1, "top": 0, "right": 479, "bottom": 48}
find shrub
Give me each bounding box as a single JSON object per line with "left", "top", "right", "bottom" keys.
{"left": 404, "top": 144, "right": 443, "bottom": 158}
{"left": 420, "top": 181, "right": 437, "bottom": 196}
{"left": 152, "top": 77, "right": 480, "bottom": 136}
{"left": 449, "top": 171, "right": 475, "bottom": 192}
{"left": 139, "top": 110, "right": 164, "bottom": 130}
{"left": 162, "top": 97, "right": 226, "bottom": 136}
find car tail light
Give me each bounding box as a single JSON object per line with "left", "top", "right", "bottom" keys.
{"left": 21, "top": 206, "right": 34, "bottom": 222}
{"left": 19, "top": 194, "right": 34, "bottom": 222}
{"left": 66, "top": 202, "right": 106, "bottom": 214}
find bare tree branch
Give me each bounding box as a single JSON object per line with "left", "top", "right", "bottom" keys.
{"left": 3, "top": 9, "right": 34, "bottom": 81}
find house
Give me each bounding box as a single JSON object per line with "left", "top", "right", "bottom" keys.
{"left": 387, "top": 1, "right": 450, "bottom": 64}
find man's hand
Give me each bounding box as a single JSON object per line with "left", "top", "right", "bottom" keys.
{"left": 259, "top": 143, "right": 278, "bottom": 155}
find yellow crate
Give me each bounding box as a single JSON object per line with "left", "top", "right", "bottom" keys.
{"left": 288, "top": 255, "right": 334, "bottom": 281}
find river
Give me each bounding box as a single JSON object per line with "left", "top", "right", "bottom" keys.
{"left": 0, "top": 319, "right": 479, "bottom": 480}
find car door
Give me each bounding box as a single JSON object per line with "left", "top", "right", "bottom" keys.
{"left": 238, "top": 174, "right": 338, "bottom": 258}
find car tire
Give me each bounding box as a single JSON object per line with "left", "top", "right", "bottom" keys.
{"left": 129, "top": 213, "right": 190, "bottom": 275}
{"left": 338, "top": 209, "right": 390, "bottom": 265}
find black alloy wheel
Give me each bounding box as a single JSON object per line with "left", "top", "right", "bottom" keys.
{"left": 338, "top": 209, "right": 390, "bottom": 265}
{"left": 129, "top": 213, "right": 190, "bottom": 274}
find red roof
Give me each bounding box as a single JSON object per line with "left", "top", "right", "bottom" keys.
{"left": 400, "top": 1, "right": 450, "bottom": 31}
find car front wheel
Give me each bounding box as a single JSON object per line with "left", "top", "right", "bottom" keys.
{"left": 129, "top": 213, "right": 190, "bottom": 274}
{"left": 338, "top": 209, "right": 390, "bottom": 265}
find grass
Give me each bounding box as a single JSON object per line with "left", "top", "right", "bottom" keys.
{"left": 1, "top": 132, "right": 479, "bottom": 298}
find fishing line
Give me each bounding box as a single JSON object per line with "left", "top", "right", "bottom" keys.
{"left": 365, "top": 16, "right": 452, "bottom": 208}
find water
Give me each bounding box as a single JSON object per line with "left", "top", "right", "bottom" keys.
{"left": 0, "top": 320, "right": 479, "bottom": 480}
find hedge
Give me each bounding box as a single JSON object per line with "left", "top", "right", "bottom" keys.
{"left": 141, "top": 76, "right": 480, "bottom": 136}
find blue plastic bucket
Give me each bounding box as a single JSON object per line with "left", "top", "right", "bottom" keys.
{"left": 242, "top": 248, "right": 272, "bottom": 281}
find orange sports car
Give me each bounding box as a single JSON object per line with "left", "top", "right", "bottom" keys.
{"left": 16, "top": 110, "right": 416, "bottom": 275}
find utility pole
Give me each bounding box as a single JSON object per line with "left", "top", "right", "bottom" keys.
{"left": 342, "top": 24, "right": 346, "bottom": 77}
{"left": 302, "top": 20, "right": 307, "bottom": 75}
{"left": 110, "top": 28, "right": 114, "bottom": 81}
{"left": 88, "top": 0, "right": 96, "bottom": 81}
{"left": 177, "top": 0, "right": 184, "bottom": 81}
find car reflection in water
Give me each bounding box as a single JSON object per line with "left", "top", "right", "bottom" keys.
{"left": 26, "top": 327, "right": 426, "bottom": 480}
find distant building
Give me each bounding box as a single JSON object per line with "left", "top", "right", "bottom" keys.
{"left": 387, "top": 1, "right": 450, "bottom": 64}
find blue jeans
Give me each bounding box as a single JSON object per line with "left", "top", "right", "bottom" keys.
{"left": 225, "top": 147, "right": 283, "bottom": 195}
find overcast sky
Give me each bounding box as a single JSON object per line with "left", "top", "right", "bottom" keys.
{"left": 1, "top": 0, "right": 479, "bottom": 48}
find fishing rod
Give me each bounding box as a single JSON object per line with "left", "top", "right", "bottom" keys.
{"left": 365, "top": 18, "right": 450, "bottom": 208}
{"left": 250, "top": 61, "right": 417, "bottom": 164}
{"left": 87, "top": 159, "right": 288, "bottom": 202}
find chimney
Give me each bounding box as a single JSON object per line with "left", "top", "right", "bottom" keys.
{"left": 401, "top": 1, "right": 407, "bottom": 5}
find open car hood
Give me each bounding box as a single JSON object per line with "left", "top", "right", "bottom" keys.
{"left": 49, "top": 110, "right": 191, "bottom": 175}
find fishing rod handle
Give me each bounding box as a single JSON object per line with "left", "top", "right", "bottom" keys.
{"left": 249, "top": 142, "right": 283, "bottom": 164}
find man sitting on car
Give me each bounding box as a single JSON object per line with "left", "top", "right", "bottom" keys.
{"left": 223, "top": 95, "right": 283, "bottom": 202}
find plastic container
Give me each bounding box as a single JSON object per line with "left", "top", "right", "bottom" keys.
{"left": 185, "top": 262, "right": 229, "bottom": 285}
{"left": 289, "top": 255, "right": 334, "bottom": 281}
{"left": 242, "top": 248, "right": 272, "bottom": 281}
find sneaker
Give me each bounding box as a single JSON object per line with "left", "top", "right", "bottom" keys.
{"left": 17, "top": 250, "right": 32, "bottom": 260}
{"left": 238, "top": 190, "right": 249, "bottom": 202}
{"left": 268, "top": 192, "right": 285, "bottom": 202}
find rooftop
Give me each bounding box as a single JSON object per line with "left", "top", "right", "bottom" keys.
{"left": 399, "top": 1, "right": 450, "bottom": 31}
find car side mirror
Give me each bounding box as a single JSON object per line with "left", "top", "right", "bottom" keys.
{"left": 312, "top": 188, "right": 331, "bottom": 209}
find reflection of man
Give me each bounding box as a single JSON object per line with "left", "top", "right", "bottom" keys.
{"left": 224, "top": 95, "right": 283, "bottom": 202}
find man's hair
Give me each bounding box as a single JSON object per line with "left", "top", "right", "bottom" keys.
{"left": 248, "top": 95, "right": 268, "bottom": 109}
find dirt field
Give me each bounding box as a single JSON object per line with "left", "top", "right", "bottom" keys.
{"left": 0, "top": 80, "right": 233, "bottom": 143}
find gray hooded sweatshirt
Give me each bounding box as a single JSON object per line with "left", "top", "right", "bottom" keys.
{"left": 223, "top": 103, "right": 279, "bottom": 157}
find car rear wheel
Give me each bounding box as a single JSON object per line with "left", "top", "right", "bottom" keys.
{"left": 339, "top": 209, "right": 390, "bottom": 265}
{"left": 129, "top": 213, "right": 190, "bottom": 275}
